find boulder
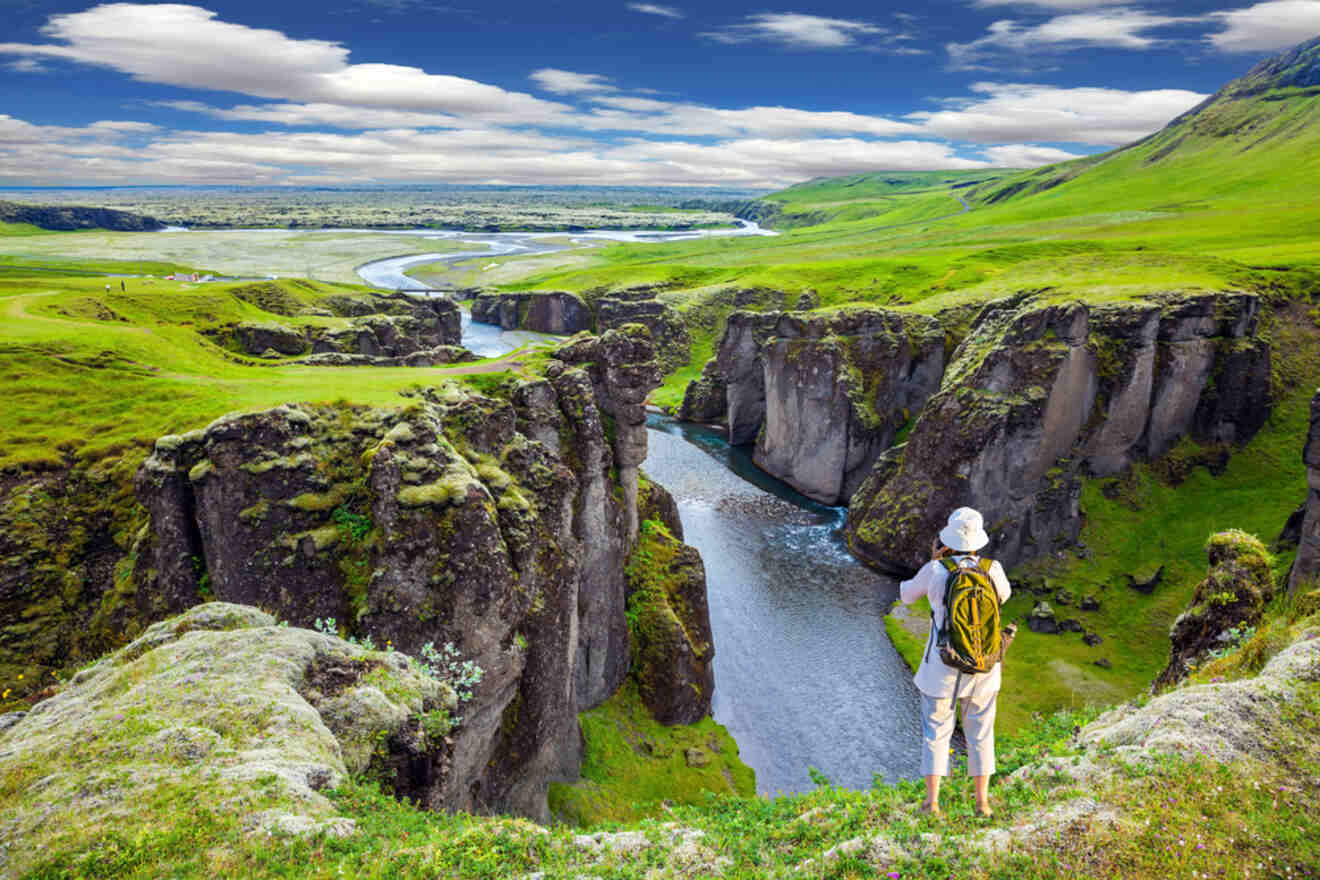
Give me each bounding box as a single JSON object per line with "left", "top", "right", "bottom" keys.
{"left": 1058, "top": 618, "right": 1084, "bottom": 633}
{"left": 1155, "top": 530, "right": 1274, "bottom": 689}
{"left": 1080, "top": 595, "right": 1101, "bottom": 611}
{"left": 0, "top": 603, "right": 455, "bottom": 876}
{"left": 1028, "top": 601, "right": 1059, "bottom": 634}
{"left": 846, "top": 293, "right": 1269, "bottom": 574}
{"left": 1083, "top": 632, "right": 1103, "bottom": 646}
{"left": 1127, "top": 566, "right": 1165, "bottom": 594}
{"left": 1054, "top": 590, "right": 1074, "bottom": 606}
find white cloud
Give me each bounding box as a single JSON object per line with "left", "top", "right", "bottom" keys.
{"left": 580, "top": 97, "right": 922, "bottom": 137}
{"left": 973, "top": 0, "right": 1130, "bottom": 8}
{"left": 153, "top": 100, "right": 463, "bottom": 129}
{"left": 948, "top": 9, "right": 1198, "bottom": 68}
{"left": 6, "top": 58, "right": 47, "bottom": 73}
{"left": 0, "top": 4, "right": 574, "bottom": 125}
{"left": 0, "top": 110, "right": 987, "bottom": 188}
{"left": 530, "top": 68, "right": 616, "bottom": 95}
{"left": 982, "top": 143, "right": 1084, "bottom": 165}
{"left": 911, "top": 82, "right": 1206, "bottom": 145}
{"left": 703, "top": 13, "right": 886, "bottom": 49}
{"left": 627, "top": 3, "right": 684, "bottom": 19}
{"left": 1207, "top": 0, "right": 1320, "bottom": 52}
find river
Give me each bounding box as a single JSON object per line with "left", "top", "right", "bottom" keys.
{"left": 359, "top": 222, "right": 923, "bottom": 793}
{"left": 644, "top": 416, "right": 922, "bottom": 795}
{"left": 354, "top": 221, "right": 776, "bottom": 357}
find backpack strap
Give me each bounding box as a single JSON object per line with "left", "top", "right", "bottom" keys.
{"left": 976, "top": 557, "right": 994, "bottom": 575}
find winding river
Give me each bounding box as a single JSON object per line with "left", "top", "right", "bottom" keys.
{"left": 357, "top": 221, "right": 922, "bottom": 793}
{"left": 355, "top": 222, "right": 776, "bottom": 357}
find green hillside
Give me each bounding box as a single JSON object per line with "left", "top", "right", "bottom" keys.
{"left": 511, "top": 35, "right": 1320, "bottom": 312}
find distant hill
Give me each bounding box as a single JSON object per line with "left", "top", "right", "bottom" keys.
{"left": 738, "top": 170, "right": 1005, "bottom": 229}
{"left": 0, "top": 200, "right": 164, "bottom": 232}
{"left": 968, "top": 34, "right": 1320, "bottom": 209}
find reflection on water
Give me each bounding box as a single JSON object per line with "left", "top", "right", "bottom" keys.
{"left": 644, "top": 415, "right": 923, "bottom": 795}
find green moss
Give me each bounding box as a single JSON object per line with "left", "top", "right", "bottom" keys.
{"left": 238, "top": 500, "right": 269, "bottom": 525}
{"left": 397, "top": 476, "right": 473, "bottom": 508}
{"left": 547, "top": 680, "right": 755, "bottom": 826}
{"left": 286, "top": 484, "right": 352, "bottom": 512}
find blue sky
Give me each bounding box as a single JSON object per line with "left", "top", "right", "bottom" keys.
{"left": 1, "top": 0, "right": 1317, "bottom": 187}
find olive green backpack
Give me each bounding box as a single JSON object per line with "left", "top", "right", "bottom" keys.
{"left": 933, "top": 557, "right": 1002, "bottom": 676}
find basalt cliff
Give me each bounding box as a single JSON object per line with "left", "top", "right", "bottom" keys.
{"left": 0, "top": 326, "right": 716, "bottom": 821}
{"left": 682, "top": 291, "right": 1272, "bottom": 572}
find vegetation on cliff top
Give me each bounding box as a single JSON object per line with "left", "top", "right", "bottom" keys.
{"left": 4, "top": 597, "right": 1317, "bottom": 879}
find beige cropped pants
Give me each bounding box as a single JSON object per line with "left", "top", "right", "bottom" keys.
{"left": 920, "top": 691, "right": 998, "bottom": 777}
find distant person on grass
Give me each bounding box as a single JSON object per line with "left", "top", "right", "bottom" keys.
{"left": 898, "top": 507, "right": 1015, "bottom": 817}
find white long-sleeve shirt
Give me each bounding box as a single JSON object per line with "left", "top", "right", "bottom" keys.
{"left": 899, "top": 554, "right": 1012, "bottom": 702}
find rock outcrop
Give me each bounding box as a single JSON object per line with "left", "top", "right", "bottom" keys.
{"left": 471, "top": 291, "right": 593, "bottom": 335}
{"left": 471, "top": 287, "right": 691, "bottom": 375}
{"left": 678, "top": 359, "right": 728, "bottom": 424}
{"left": 1288, "top": 390, "right": 1320, "bottom": 594}
{"left": 626, "top": 520, "right": 714, "bottom": 725}
{"left": 207, "top": 294, "right": 462, "bottom": 361}
{"left": 680, "top": 308, "right": 946, "bottom": 504}
{"left": 0, "top": 603, "right": 456, "bottom": 875}
{"left": 127, "top": 326, "right": 669, "bottom": 820}
{"left": 1155, "top": 530, "right": 1274, "bottom": 689}
{"left": 847, "top": 293, "right": 1270, "bottom": 574}
{"left": 596, "top": 290, "right": 691, "bottom": 375}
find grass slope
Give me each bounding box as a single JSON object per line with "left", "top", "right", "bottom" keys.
{"left": 0, "top": 272, "right": 532, "bottom": 471}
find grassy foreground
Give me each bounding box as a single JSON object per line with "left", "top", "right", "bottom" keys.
{"left": 13, "top": 597, "right": 1319, "bottom": 879}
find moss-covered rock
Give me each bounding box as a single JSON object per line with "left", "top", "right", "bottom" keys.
{"left": 0, "top": 602, "right": 456, "bottom": 877}
{"left": 625, "top": 520, "right": 714, "bottom": 725}
{"left": 1155, "top": 530, "right": 1274, "bottom": 688}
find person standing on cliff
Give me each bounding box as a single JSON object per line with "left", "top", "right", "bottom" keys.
{"left": 898, "top": 507, "right": 1013, "bottom": 817}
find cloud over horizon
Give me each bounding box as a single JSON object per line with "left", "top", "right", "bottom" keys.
{"left": 0, "top": 2, "right": 1257, "bottom": 187}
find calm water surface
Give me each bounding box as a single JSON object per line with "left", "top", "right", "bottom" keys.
{"left": 644, "top": 415, "right": 922, "bottom": 795}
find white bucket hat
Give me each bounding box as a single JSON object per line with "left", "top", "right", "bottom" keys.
{"left": 939, "top": 507, "right": 989, "bottom": 553}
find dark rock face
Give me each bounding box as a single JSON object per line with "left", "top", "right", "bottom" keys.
{"left": 754, "top": 310, "right": 946, "bottom": 505}
{"left": 130, "top": 326, "right": 669, "bottom": 820}
{"left": 846, "top": 293, "right": 1270, "bottom": 575}
{"left": 1156, "top": 530, "right": 1274, "bottom": 689}
{"left": 685, "top": 307, "right": 945, "bottom": 504}
{"left": 471, "top": 291, "right": 592, "bottom": 335}
{"left": 208, "top": 293, "right": 462, "bottom": 362}
{"left": 0, "top": 200, "right": 164, "bottom": 231}
{"left": 596, "top": 290, "right": 692, "bottom": 375}
{"left": 677, "top": 359, "right": 727, "bottom": 424}
{"left": 1288, "top": 391, "right": 1320, "bottom": 594}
